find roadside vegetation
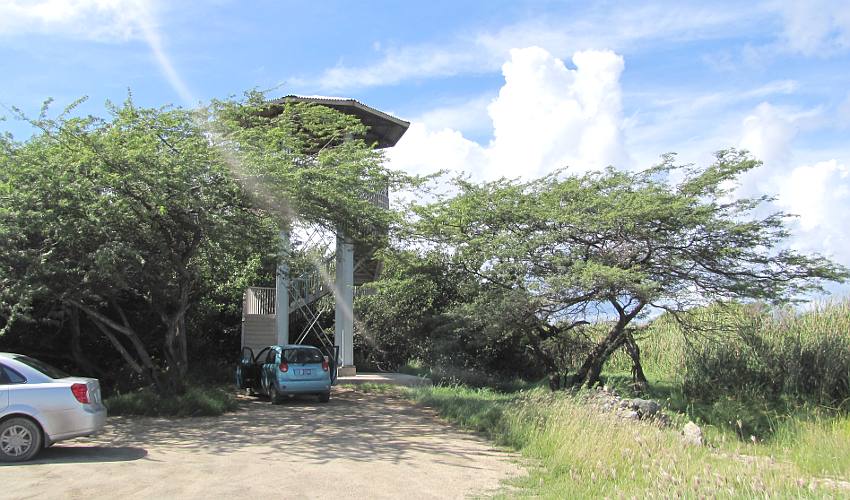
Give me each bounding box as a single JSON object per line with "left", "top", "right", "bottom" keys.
{"left": 0, "top": 92, "right": 420, "bottom": 397}
{"left": 605, "top": 300, "right": 850, "bottom": 439}
{"left": 355, "top": 377, "right": 849, "bottom": 496}
{"left": 105, "top": 384, "right": 238, "bottom": 417}
{"left": 352, "top": 299, "right": 850, "bottom": 496}
{"left": 392, "top": 385, "right": 850, "bottom": 498}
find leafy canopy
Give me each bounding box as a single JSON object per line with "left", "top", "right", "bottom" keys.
{"left": 415, "top": 150, "right": 846, "bottom": 322}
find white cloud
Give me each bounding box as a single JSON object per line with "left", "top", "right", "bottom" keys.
{"left": 416, "top": 95, "right": 495, "bottom": 138}
{"left": 772, "top": 0, "right": 850, "bottom": 55}
{"left": 0, "top": 0, "right": 195, "bottom": 105}
{"left": 305, "top": 44, "right": 488, "bottom": 92}
{"left": 733, "top": 101, "right": 850, "bottom": 266}
{"left": 622, "top": 80, "right": 802, "bottom": 170}
{"left": 297, "top": 2, "right": 761, "bottom": 92}
{"left": 387, "top": 123, "right": 486, "bottom": 179}
{"left": 739, "top": 102, "right": 797, "bottom": 171}
{"left": 388, "top": 47, "right": 628, "bottom": 181}
{"left": 0, "top": 0, "right": 158, "bottom": 41}
{"left": 776, "top": 160, "right": 850, "bottom": 263}
{"left": 486, "top": 48, "right": 627, "bottom": 178}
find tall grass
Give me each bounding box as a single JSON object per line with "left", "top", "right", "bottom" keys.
{"left": 766, "top": 414, "right": 850, "bottom": 479}
{"left": 362, "top": 301, "right": 850, "bottom": 495}
{"left": 396, "top": 385, "right": 844, "bottom": 498}
{"left": 610, "top": 301, "right": 850, "bottom": 407}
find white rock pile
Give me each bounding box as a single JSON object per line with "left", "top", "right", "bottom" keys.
{"left": 588, "top": 385, "right": 672, "bottom": 427}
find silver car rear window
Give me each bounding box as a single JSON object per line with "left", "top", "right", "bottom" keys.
{"left": 12, "top": 355, "right": 69, "bottom": 379}
{"left": 0, "top": 364, "right": 27, "bottom": 384}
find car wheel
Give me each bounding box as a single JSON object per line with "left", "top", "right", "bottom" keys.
{"left": 319, "top": 392, "right": 330, "bottom": 403}
{"left": 0, "top": 417, "right": 43, "bottom": 463}
{"left": 269, "top": 383, "right": 283, "bottom": 405}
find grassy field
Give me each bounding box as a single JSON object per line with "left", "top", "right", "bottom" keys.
{"left": 605, "top": 301, "right": 850, "bottom": 439}
{"left": 352, "top": 384, "right": 848, "bottom": 498}
{"left": 359, "top": 300, "right": 850, "bottom": 497}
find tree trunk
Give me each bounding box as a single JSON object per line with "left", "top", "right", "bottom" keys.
{"left": 67, "top": 306, "right": 103, "bottom": 377}
{"left": 571, "top": 325, "right": 625, "bottom": 387}
{"left": 162, "top": 313, "right": 189, "bottom": 394}
{"left": 623, "top": 332, "right": 648, "bottom": 392}
{"left": 160, "top": 281, "right": 192, "bottom": 394}
{"left": 569, "top": 301, "right": 645, "bottom": 388}
{"left": 69, "top": 300, "right": 165, "bottom": 393}
{"left": 162, "top": 322, "right": 185, "bottom": 394}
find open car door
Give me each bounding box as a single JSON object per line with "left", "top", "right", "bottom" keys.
{"left": 321, "top": 346, "right": 340, "bottom": 385}
{"left": 236, "top": 346, "right": 256, "bottom": 389}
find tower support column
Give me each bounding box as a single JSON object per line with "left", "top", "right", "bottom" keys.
{"left": 335, "top": 234, "right": 355, "bottom": 376}
{"left": 275, "top": 229, "right": 290, "bottom": 345}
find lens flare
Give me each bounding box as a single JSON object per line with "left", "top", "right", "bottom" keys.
{"left": 134, "top": 3, "right": 380, "bottom": 349}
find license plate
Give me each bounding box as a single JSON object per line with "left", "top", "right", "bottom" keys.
{"left": 302, "top": 369, "right": 312, "bottom": 375}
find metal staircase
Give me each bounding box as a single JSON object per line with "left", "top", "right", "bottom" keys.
{"left": 241, "top": 236, "right": 383, "bottom": 352}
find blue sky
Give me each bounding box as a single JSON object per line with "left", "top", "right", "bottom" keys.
{"left": 2, "top": 0, "right": 849, "bottom": 295}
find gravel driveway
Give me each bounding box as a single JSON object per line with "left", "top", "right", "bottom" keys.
{"left": 0, "top": 388, "right": 522, "bottom": 499}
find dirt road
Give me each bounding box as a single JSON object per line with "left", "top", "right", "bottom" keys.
{"left": 0, "top": 389, "right": 521, "bottom": 499}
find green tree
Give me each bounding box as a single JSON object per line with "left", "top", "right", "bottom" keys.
{"left": 208, "top": 93, "right": 421, "bottom": 245}
{"left": 0, "top": 99, "right": 276, "bottom": 392}
{"left": 356, "top": 250, "right": 465, "bottom": 369}
{"left": 1, "top": 92, "right": 421, "bottom": 393}
{"left": 414, "top": 151, "right": 847, "bottom": 388}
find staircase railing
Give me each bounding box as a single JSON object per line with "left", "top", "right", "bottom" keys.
{"left": 244, "top": 287, "right": 275, "bottom": 315}
{"left": 289, "top": 255, "right": 335, "bottom": 310}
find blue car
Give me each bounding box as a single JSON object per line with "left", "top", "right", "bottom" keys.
{"left": 236, "top": 345, "right": 337, "bottom": 403}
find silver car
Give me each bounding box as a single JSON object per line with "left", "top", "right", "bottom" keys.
{"left": 0, "top": 352, "right": 107, "bottom": 462}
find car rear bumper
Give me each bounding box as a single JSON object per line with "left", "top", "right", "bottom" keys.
{"left": 276, "top": 379, "right": 331, "bottom": 395}
{"left": 47, "top": 404, "right": 107, "bottom": 444}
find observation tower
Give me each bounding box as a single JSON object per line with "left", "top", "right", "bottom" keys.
{"left": 241, "top": 96, "right": 409, "bottom": 377}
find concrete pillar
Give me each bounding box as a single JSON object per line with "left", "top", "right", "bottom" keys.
{"left": 275, "top": 229, "right": 290, "bottom": 345}
{"left": 335, "top": 234, "right": 355, "bottom": 375}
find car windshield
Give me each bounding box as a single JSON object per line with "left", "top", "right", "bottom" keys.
{"left": 283, "top": 348, "right": 323, "bottom": 364}
{"left": 13, "top": 355, "right": 70, "bottom": 379}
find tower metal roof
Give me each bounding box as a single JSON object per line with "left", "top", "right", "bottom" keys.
{"left": 270, "top": 95, "right": 410, "bottom": 149}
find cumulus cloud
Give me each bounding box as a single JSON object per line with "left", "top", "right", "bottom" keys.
{"left": 388, "top": 47, "right": 628, "bottom": 181}
{"left": 739, "top": 102, "right": 797, "bottom": 172}
{"left": 485, "top": 48, "right": 627, "bottom": 178}
{"left": 776, "top": 160, "right": 850, "bottom": 263}
{"left": 0, "top": 0, "right": 156, "bottom": 41}
{"left": 387, "top": 123, "right": 486, "bottom": 179}
{"left": 737, "top": 102, "right": 826, "bottom": 192}
{"left": 734, "top": 102, "right": 850, "bottom": 265}
{"left": 416, "top": 95, "right": 494, "bottom": 139}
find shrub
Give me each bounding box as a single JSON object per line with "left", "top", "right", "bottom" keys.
{"left": 429, "top": 365, "right": 527, "bottom": 392}
{"left": 681, "top": 302, "right": 850, "bottom": 407}
{"left": 105, "top": 385, "right": 238, "bottom": 417}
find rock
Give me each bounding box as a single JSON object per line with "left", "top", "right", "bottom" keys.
{"left": 654, "top": 413, "right": 672, "bottom": 428}
{"left": 620, "top": 410, "right": 640, "bottom": 420}
{"left": 630, "top": 398, "right": 661, "bottom": 418}
{"left": 682, "top": 421, "right": 703, "bottom": 446}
